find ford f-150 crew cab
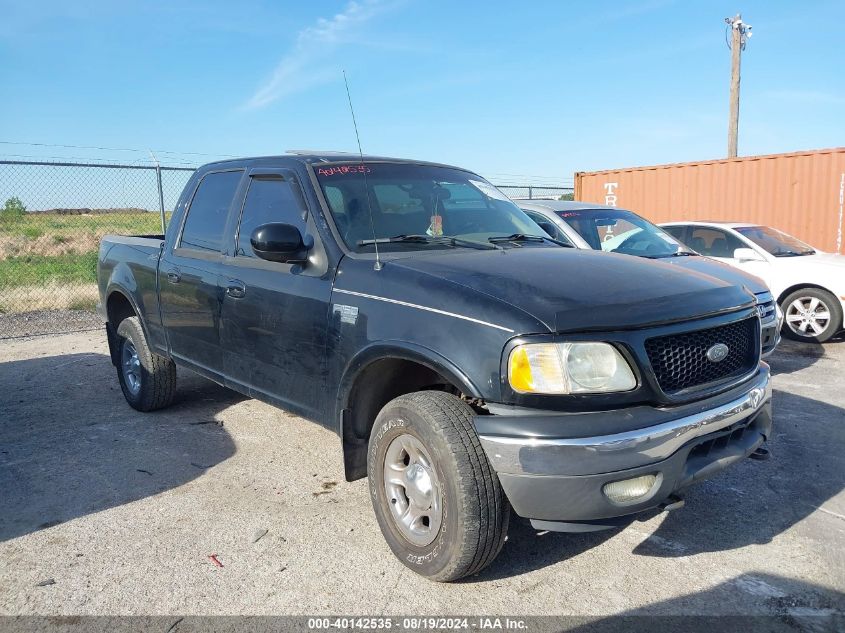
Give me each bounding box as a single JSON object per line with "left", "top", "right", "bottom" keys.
{"left": 98, "top": 153, "right": 773, "bottom": 581}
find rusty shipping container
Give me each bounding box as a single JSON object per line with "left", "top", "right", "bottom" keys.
{"left": 574, "top": 147, "right": 845, "bottom": 253}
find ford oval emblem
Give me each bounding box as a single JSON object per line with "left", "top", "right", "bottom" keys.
{"left": 706, "top": 343, "right": 730, "bottom": 363}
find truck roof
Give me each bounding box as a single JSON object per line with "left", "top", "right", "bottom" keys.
{"left": 200, "top": 151, "right": 467, "bottom": 172}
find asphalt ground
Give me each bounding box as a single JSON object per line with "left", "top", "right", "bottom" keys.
{"left": 0, "top": 331, "right": 843, "bottom": 621}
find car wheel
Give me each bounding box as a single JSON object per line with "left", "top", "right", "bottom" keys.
{"left": 367, "top": 391, "right": 510, "bottom": 582}
{"left": 116, "top": 316, "right": 177, "bottom": 411}
{"left": 781, "top": 288, "right": 843, "bottom": 343}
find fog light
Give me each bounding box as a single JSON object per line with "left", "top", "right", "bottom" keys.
{"left": 603, "top": 474, "right": 660, "bottom": 504}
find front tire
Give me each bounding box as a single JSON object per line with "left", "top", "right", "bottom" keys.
{"left": 367, "top": 391, "right": 510, "bottom": 582}
{"left": 115, "top": 316, "right": 177, "bottom": 411}
{"left": 781, "top": 288, "right": 842, "bottom": 343}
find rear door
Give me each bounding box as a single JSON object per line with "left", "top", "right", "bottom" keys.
{"left": 158, "top": 168, "right": 244, "bottom": 377}
{"left": 218, "top": 168, "right": 332, "bottom": 420}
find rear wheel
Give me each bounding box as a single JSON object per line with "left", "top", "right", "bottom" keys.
{"left": 115, "top": 316, "right": 177, "bottom": 411}
{"left": 367, "top": 391, "right": 510, "bottom": 582}
{"left": 781, "top": 288, "right": 842, "bottom": 343}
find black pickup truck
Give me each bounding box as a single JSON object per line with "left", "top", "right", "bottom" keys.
{"left": 98, "top": 153, "right": 773, "bottom": 581}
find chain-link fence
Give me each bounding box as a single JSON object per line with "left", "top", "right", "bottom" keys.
{"left": 0, "top": 160, "right": 195, "bottom": 338}
{"left": 0, "top": 159, "right": 572, "bottom": 339}
{"left": 497, "top": 185, "right": 573, "bottom": 200}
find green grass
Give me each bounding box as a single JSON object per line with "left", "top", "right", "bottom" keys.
{"left": 67, "top": 296, "right": 99, "bottom": 311}
{"left": 21, "top": 226, "right": 44, "bottom": 239}
{"left": 0, "top": 251, "right": 99, "bottom": 288}
{"left": 0, "top": 210, "right": 168, "bottom": 239}
{"left": 0, "top": 211, "right": 171, "bottom": 293}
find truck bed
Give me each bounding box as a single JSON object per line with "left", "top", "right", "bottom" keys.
{"left": 97, "top": 234, "right": 166, "bottom": 345}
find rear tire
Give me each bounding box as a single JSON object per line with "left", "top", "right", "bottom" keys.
{"left": 781, "top": 288, "right": 842, "bottom": 343}
{"left": 115, "top": 316, "right": 177, "bottom": 411}
{"left": 367, "top": 391, "right": 510, "bottom": 582}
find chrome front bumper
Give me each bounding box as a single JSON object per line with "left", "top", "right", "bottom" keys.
{"left": 479, "top": 366, "right": 771, "bottom": 477}
{"left": 477, "top": 366, "right": 772, "bottom": 523}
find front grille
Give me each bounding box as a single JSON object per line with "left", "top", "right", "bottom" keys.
{"left": 645, "top": 317, "right": 759, "bottom": 394}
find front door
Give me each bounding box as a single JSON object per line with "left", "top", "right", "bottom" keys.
{"left": 158, "top": 169, "right": 244, "bottom": 376}
{"left": 687, "top": 226, "right": 772, "bottom": 285}
{"left": 218, "top": 168, "right": 332, "bottom": 421}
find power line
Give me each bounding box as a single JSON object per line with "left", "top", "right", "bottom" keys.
{"left": 0, "top": 140, "right": 237, "bottom": 159}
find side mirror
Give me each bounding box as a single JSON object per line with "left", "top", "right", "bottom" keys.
{"left": 250, "top": 223, "right": 311, "bottom": 263}
{"left": 733, "top": 247, "right": 765, "bottom": 262}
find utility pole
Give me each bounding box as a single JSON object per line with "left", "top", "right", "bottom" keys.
{"left": 725, "top": 14, "right": 752, "bottom": 158}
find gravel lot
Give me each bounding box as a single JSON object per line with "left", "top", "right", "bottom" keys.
{"left": 1, "top": 331, "right": 843, "bottom": 619}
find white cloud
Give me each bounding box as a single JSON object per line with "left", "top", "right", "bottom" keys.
{"left": 244, "top": 0, "right": 391, "bottom": 109}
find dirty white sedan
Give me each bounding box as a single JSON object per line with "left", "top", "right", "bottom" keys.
{"left": 662, "top": 221, "right": 845, "bottom": 343}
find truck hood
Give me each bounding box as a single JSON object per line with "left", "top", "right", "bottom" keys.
{"left": 389, "top": 247, "right": 755, "bottom": 332}
{"left": 664, "top": 255, "right": 769, "bottom": 296}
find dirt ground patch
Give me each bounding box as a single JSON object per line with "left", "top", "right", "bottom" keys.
{"left": 0, "top": 334, "right": 843, "bottom": 618}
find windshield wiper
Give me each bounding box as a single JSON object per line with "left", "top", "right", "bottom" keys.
{"left": 488, "top": 233, "right": 573, "bottom": 247}
{"left": 667, "top": 251, "right": 699, "bottom": 257}
{"left": 358, "top": 234, "right": 499, "bottom": 250}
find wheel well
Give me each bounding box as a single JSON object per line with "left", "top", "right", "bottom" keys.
{"left": 777, "top": 283, "right": 839, "bottom": 305}
{"left": 105, "top": 291, "right": 137, "bottom": 365}
{"left": 778, "top": 283, "right": 843, "bottom": 328}
{"left": 341, "top": 358, "right": 461, "bottom": 481}
{"left": 107, "top": 291, "right": 136, "bottom": 328}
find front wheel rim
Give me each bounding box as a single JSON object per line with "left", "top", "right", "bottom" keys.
{"left": 121, "top": 341, "right": 142, "bottom": 395}
{"left": 383, "top": 433, "right": 443, "bottom": 547}
{"left": 785, "top": 296, "right": 832, "bottom": 338}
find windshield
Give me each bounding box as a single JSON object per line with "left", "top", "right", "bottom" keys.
{"left": 556, "top": 208, "right": 689, "bottom": 258}
{"left": 315, "top": 163, "right": 546, "bottom": 252}
{"left": 736, "top": 226, "right": 816, "bottom": 257}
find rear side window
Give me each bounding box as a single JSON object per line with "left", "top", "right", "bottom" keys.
{"left": 236, "top": 175, "right": 308, "bottom": 258}
{"left": 180, "top": 170, "right": 243, "bottom": 252}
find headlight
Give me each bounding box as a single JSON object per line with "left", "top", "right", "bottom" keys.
{"left": 508, "top": 342, "right": 636, "bottom": 394}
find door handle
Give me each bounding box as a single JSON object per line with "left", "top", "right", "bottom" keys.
{"left": 226, "top": 280, "right": 246, "bottom": 299}
{"left": 166, "top": 270, "right": 181, "bottom": 284}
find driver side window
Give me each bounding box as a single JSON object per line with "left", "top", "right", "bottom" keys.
{"left": 688, "top": 227, "right": 744, "bottom": 258}
{"left": 236, "top": 176, "right": 307, "bottom": 258}
{"left": 524, "top": 210, "right": 571, "bottom": 244}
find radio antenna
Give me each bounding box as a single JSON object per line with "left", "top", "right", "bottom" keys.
{"left": 343, "top": 70, "right": 382, "bottom": 271}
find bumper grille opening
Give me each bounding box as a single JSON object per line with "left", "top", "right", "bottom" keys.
{"left": 645, "top": 316, "right": 759, "bottom": 394}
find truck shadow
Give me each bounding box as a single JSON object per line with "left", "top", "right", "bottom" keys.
{"left": 566, "top": 573, "right": 843, "bottom": 630}
{"left": 766, "top": 338, "right": 831, "bottom": 375}
{"left": 0, "top": 352, "right": 241, "bottom": 542}
{"left": 633, "top": 388, "right": 844, "bottom": 558}
{"left": 468, "top": 516, "right": 617, "bottom": 582}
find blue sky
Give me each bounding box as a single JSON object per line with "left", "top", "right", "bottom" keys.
{"left": 1, "top": 0, "right": 843, "bottom": 185}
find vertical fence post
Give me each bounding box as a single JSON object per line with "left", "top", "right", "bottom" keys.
{"left": 528, "top": 186, "right": 533, "bottom": 200}
{"left": 156, "top": 164, "right": 166, "bottom": 234}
